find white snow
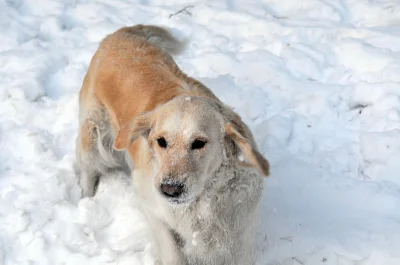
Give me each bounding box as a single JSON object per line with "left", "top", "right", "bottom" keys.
{"left": 1, "top": 0, "right": 400, "bottom": 264}
{"left": 192, "top": 231, "right": 199, "bottom": 246}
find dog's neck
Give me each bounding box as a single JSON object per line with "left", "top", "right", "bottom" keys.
{"left": 167, "top": 163, "right": 263, "bottom": 262}
{"left": 173, "top": 162, "right": 261, "bottom": 221}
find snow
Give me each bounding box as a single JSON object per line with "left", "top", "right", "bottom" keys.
{"left": 192, "top": 231, "right": 199, "bottom": 247}
{"left": 1, "top": 0, "right": 400, "bottom": 264}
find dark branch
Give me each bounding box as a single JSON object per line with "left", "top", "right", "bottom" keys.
{"left": 169, "top": 5, "right": 194, "bottom": 18}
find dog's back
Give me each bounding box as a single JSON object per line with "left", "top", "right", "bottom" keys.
{"left": 81, "top": 25, "right": 186, "bottom": 130}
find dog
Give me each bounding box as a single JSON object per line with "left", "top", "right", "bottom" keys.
{"left": 76, "top": 24, "right": 270, "bottom": 265}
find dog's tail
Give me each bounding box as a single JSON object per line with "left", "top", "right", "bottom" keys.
{"left": 116, "top": 24, "right": 187, "bottom": 55}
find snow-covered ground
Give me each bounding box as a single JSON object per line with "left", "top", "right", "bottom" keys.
{"left": 1, "top": 0, "right": 400, "bottom": 264}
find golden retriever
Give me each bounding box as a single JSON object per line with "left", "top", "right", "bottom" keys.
{"left": 76, "top": 24, "right": 269, "bottom": 265}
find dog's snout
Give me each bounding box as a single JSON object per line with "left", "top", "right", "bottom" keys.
{"left": 160, "top": 180, "right": 185, "bottom": 198}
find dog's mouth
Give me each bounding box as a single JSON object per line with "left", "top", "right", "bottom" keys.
{"left": 165, "top": 195, "right": 195, "bottom": 205}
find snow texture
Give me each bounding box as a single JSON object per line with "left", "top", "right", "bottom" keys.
{"left": 1, "top": 0, "right": 400, "bottom": 264}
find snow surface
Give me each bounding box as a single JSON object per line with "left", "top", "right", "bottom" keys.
{"left": 1, "top": 0, "right": 400, "bottom": 264}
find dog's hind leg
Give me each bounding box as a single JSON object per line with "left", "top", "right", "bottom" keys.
{"left": 78, "top": 168, "right": 101, "bottom": 197}
{"left": 76, "top": 120, "right": 103, "bottom": 197}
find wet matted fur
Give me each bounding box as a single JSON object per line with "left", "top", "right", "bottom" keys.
{"left": 76, "top": 24, "right": 270, "bottom": 265}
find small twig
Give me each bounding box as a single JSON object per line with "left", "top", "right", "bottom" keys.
{"left": 349, "top": 103, "right": 369, "bottom": 110}
{"left": 273, "top": 15, "right": 288, "bottom": 20}
{"left": 280, "top": 236, "right": 293, "bottom": 242}
{"left": 292, "top": 257, "right": 304, "bottom": 265}
{"left": 169, "top": 5, "right": 194, "bottom": 18}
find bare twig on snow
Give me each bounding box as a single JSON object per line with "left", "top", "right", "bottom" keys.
{"left": 169, "top": 5, "right": 194, "bottom": 18}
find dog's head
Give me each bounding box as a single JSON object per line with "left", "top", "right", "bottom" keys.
{"left": 114, "top": 95, "right": 269, "bottom": 205}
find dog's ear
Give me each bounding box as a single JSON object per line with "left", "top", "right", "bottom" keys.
{"left": 114, "top": 112, "right": 153, "bottom": 151}
{"left": 225, "top": 123, "right": 269, "bottom": 177}
{"left": 211, "top": 98, "right": 269, "bottom": 177}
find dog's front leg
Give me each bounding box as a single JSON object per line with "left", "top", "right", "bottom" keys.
{"left": 145, "top": 213, "right": 185, "bottom": 265}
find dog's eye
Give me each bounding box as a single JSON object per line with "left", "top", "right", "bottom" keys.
{"left": 191, "top": 139, "right": 207, "bottom": 150}
{"left": 157, "top": 137, "right": 168, "bottom": 148}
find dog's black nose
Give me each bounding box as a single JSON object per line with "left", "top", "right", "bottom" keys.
{"left": 160, "top": 180, "right": 185, "bottom": 198}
